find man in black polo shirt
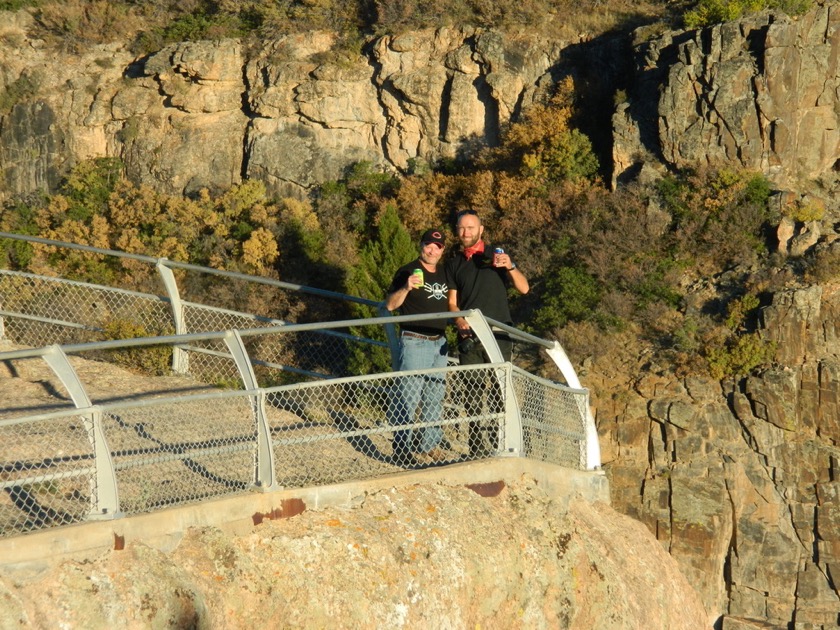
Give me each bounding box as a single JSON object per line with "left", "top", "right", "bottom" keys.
{"left": 385, "top": 228, "right": 450, "bottom": 466}
{"left": 445, "top": 210, "right": 529, "bottom": 457}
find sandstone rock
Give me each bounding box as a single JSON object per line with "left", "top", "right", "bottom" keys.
{"left": 0, "top": 26, "right": 569, "bottom": 201}
{"left": 0, "top": 480, "right": 708, "bottom": 629}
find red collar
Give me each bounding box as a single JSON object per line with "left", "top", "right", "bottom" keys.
{"left": 463, "top": 240, "right": 485, "bottom": 259}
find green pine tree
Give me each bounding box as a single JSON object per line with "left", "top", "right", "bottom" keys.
{"left": 345, "top": 204, "right": 416, "bottom": 374}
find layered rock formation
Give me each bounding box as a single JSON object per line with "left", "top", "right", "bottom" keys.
{"left": 594, "top": 284, "right": 840, "bottom": 627}
{"left": 602, "top": 5, "right": 840, "bottom": 626}
{"left": 0, "top": 14, "right": 565, "bottom": 200}
{"left": 0, "top": 480, "right": 709, "bottom": 628}
{"left": 4, "top": 5, "right": 840, "bottom": 203}
{"left": 613, "top": 2, "right": 840, "bottom": 190}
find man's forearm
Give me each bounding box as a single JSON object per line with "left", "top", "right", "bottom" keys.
{"left": 384, "top": 287, "right": 409, "bottom": 312}
{"left": 508, "top": 267, "right": 529, "bottom": 294}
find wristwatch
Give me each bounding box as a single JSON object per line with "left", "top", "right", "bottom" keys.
{"left": 509, "top": 262, "right": 517, "bottom": 270}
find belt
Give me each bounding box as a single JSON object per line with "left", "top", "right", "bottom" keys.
{"left": 401, "top": 330, "right": 444, "bottom": 341}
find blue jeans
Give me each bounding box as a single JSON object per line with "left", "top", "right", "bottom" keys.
{"left": 390, "top": 333, "right": 448, "bottom": 454}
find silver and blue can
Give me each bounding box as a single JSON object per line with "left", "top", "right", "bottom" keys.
{"left": 493, "top": 247, "right": 504, "bottom": 267}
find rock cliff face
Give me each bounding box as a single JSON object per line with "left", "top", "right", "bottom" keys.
{"left": 0, "top": 480, "right": 709, "bottom": 629}
{"left": 593, "top": 285, "right": 840, "bottom": 628}
{"left": 613, "top": 2, "right": 840, "bottom": 190}
{"left": 4, "top": 5, "right": 840, "bottom": 201}
{"left": 0, "top": 13, "right": 565, "bottom": 200}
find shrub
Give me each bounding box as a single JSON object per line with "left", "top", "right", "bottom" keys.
{"left": 660, "top": 167, "right": 773, "bottom": 274}
{"left": 489, "top": 77, "right": 600, "bottom": 187}
{"left": 0, "top": 0, "right": 40, "bottom": 9}
{"left": 707, "top": 332, "right": 776, "bottom": 379}
{"left": 781, "top": 198, "right": 825, "bottom": 223}
{"left": 532, "top": 265, "right": 602, "bottom": 332}
{"left": 59, "top": 157, "right": 125, "bottom": 223}
{"left": 705, "top": 292, "right": 776, "bottom": 378}
{"left": 804, "top": 247, "right": 840, "bottom": 284}
{"left": 33, "top": 1, "right": 143, "bottom": 50}
{"left": 724, "top": 293, "right": 760, "bottom": 331}
{"left": 683, "top": 0, "right": 813, "bottom": 29}
{"left": 103, "top": 318, "right": 173, "bottom": 376}
{"left": 0, "top": 71, "right": 40, "bottom": 115}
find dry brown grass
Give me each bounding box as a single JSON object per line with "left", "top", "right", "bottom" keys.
{"left": 15, "top": 0, "right": 675, "bottom": 53}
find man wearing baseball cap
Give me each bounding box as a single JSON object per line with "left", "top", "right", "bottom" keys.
{"left": 384, "top": 228, "right": 451, "bottom": 467}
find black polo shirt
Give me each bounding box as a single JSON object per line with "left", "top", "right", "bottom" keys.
{"left": 444, "top": 244, "right": 512, "bottom": 324}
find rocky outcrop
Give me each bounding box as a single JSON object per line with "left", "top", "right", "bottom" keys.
{"left": 594, "top": 284, "right": 840, "bottom": 627}
{"left": 0, "top": 14, "right": 565, "bottom": 200}
{"left": 4, "top": 3, "right": 839, "bottom": 201}
{"left": 613, "top": 2, "right": 840, "bottom": 190}
{"left": 0, "top": 480, "right": 709, "bottom": 628}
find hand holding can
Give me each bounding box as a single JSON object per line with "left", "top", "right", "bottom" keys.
{"left": 493, "top": 247, "right": 504, "bottom": 267}
{"left": 411, "top": 268, "right": 424, "bottom": 288}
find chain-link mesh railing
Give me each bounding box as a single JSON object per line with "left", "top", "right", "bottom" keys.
{"left": 0, "top": 232, "right": 382, "bottom": 384}
{"left": 0, "top": 270, "right": 174, "bottom": 346}
{"left": 0, "top": 411, "right": 98, "bottom": 534}
{"left": 0, "top": 233, "right": 598, "bottom": 540}
{"left": 0, "top": 269, "right": 386, "bottom": 384}
{"left": 0, "top": 349, "right": 587, "bottom": 538}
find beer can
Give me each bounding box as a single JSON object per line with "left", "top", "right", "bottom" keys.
{"left": 493, "top": 247, "right": 504, "bottom": 267}
{"left": 412, "top": 268, "right": 424, "bottom": 284}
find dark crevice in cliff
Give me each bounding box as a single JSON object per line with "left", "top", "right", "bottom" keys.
{"left": 700, "top": 26, "right": 713, "bottom": 57}
{"left": 746, "top": 25, "right": 769, "bottom": 154}
{"left": 240, "top": 58, "right": 257, "bottom": 182}
{"left": 553, "top": 32, "right": 633, "bottom": 184}
{"left": 725, "top": 381, "right": 758, "bottom": 452}
{"left": 123, "top": 57, "right": 148, "bottom": 80}
{"left": 744, "top": 24, "right": 769, "bottom": 76}
{"left": 473, "top": 74, "right": 500, "bottom": 147}
{"left": 667, "top": 472, "right": 674, "bottom": 554}
{"left": 613, "top": 30, "right": 694, "bottom": 184}
{"left": 439, "top": 74, "right": 454, "bottom": 142}
{"left": 722, "top": 469, "right": 737, "bottom": 620}
{"left": 147, "top": 52, "right": 188, "bottom": 113}
{"left": 362, "top": 37, "right": 397, "bottom": 170}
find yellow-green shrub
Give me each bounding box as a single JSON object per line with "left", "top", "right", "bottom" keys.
{"left": 103, "top": 318, "right": 173, "bottom": 376}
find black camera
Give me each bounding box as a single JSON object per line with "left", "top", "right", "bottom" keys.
{"left": 458, "top": 331, "right": 477, "bottom": 354}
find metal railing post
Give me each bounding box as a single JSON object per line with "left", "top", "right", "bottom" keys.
{"left": 462, "top": 311, "right": 521, "bottom": 456}
{"left": 222, "top": 330, "right": 277, "bottom": 490}
{"left": 42, "top": 345, "right": 120, "bottom": 518}
{"left": 545, "top": 341, "right": 601, "bottom": 470}
{"left": 379, "top": 302, "right": 400, "bottom": 371}
{"left": 155, "top": 260, "right": 188, "bottom": 374}
{"left": 500, "top": 364, "right": 523, "bottom": 456}
{"left": 463, "top": 310, "right": 505, "bottom": 363}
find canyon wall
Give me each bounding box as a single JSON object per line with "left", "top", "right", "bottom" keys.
{"left": 0, "top": 13, "right": 568, "bottom": 200}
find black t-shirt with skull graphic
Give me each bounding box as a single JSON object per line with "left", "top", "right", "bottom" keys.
{"left": 387, "top": 259, "right": 449, "bottom": 334}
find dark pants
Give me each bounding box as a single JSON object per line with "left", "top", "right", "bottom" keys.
{"left": 458, "top": 335, "right": 512, "bottom": 457}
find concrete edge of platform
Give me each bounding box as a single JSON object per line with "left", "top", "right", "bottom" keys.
{"left": 0, "top": 458, "right": 608, "bottom": 579}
